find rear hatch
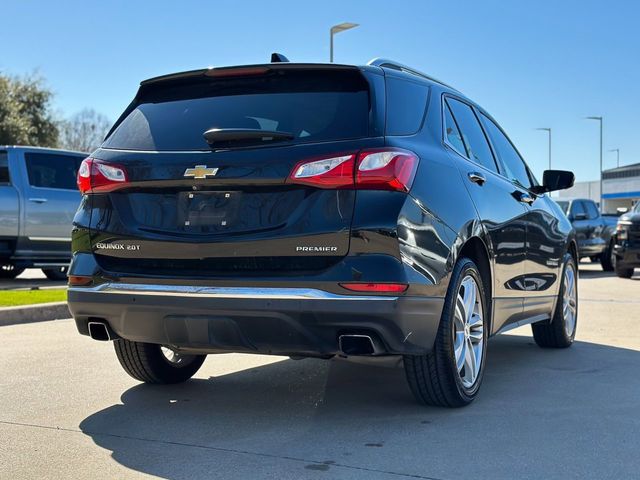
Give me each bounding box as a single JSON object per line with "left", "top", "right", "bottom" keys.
{"left": 87, "top": 65, "right": 383, "bottom": 277}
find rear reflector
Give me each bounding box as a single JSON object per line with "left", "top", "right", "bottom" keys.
{"left": 287, "top": 149, "right": 418, "bottom": 192}
{"left": 339, "top": 283, "right": 408, "bottom": 293}
{"left": 68, "top": 275, "right": 93, "bottom": 286}
{"left": 77, "top": 158, "right": 129, "bottom": 194}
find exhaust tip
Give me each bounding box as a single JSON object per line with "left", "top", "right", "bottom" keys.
{"left": 338, "top": 334, "right": 381, "bottom": 356}
{"left": 88, "top": 321, "right": 111, "bottom": 341}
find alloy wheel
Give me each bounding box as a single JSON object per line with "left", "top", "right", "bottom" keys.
{"left": 453, "top": 275, "right": 484, "bottom": 388}
{"left": 160, "top": 346, "right": 186, "bottom": 365}
{"left": 562, "top": 264, "right": 577, "bottom": 337}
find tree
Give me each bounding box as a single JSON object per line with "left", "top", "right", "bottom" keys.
{"left": 0, "top": 73, "right": 59, "bottom": 147}
{"left": 59, "top": 108, "right": 111, "bottom": 153}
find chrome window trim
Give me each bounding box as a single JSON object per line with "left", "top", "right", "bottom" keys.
{"left": 70, "top": 283, "right": 399, "bottom": 301}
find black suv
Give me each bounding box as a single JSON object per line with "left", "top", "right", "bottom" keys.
{"left": 68, "top": 58, "right": 577, "bottom": 407}
{"left": 613, "top": 201, "right": 640, "bottom": 278}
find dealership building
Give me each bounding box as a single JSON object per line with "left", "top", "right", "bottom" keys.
{"left": 556, "top": 162, "right": 640, "bottom": 213}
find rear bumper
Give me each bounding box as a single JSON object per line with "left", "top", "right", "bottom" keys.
{"left": 68, "top": 284, "right": 444, "bottom": 356}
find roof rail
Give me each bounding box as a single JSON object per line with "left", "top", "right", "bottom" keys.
{"left": 367, "top": 58, "right": 457, "bottom": 91}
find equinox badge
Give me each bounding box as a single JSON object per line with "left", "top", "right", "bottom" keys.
{"left": 184, "top": 165, "right": 218, "bottom": 179}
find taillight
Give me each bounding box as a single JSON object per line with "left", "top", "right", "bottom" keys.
{"left": 77, "top": 158, "right": 129, "bottom": 194}
{"left": 339, "top": 283, "right": 409, "bottom": 293}
{"left": 288, "top": 154, "right": 356, "bottom": 189}
{"left": 287, "top": 149, "right": 418, "bottom": 192}
{"left": 356, "top": 149, "right": 419, "bottom": 192}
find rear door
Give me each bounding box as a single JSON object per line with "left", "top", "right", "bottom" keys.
{"left": 20, "top": 151, "right": 83, "bottom": 255}
{"left": 478, "top": 112, "right": 565, "bottom": 316}
{"left": 88, "top": 66, "right": 384, "bottom": 277}
{"left": 570, "top": 200, "right": 590, "bottom": 254}
{"left": 0, "top": 151, "right": 19, "bottom": 258}
{"left": 443, "top": 96, "right": 527, "bottom": 333}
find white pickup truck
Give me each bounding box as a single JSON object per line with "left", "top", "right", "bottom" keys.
{"left": 0, "top": 146, "right": 86, "bottom": 279}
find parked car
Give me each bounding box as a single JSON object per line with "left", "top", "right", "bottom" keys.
{"left": 0, "top": 146, "right": 85, "bottom": 279}
{"left": 554, "top": 198, "right": 616, "bottom": 270}
{"left": 68, "top": 57, "right": 577, "bottom": 407}
{"left": 612, "top": 202, "right": 640, "bottom": 278}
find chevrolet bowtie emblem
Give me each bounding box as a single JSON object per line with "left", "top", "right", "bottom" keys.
{"left": 183, "top": 165, "right": 218, "bottom": 179}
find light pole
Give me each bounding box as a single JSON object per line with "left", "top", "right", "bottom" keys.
{"left": 330, "top": 22, "right": 359, "bottom": 62}
{"left": 609, "top": 148, "right": 620, "bottom": 168}
{"left": 586, "top": 116, "right": 603, "bottom": 209}
{"left": 535, "top": 127, "right": 551, "bottom": 170}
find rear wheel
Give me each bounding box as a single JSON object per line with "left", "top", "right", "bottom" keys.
{"left": 114, "top": 339, "right": 206, "bottom": 384}
{"left": 42, "top": 267, "right": 68, "bottom": 281}
{"left": 600, "top": 240, "right": 614, "bottom": 271}
{"left": 615, "top": 263, "right": 634, "bottom": 278}
{"left": 532, "top": 253, "right": 577, "bottom": 348}
{"left": 404, "top": 258, "right": 487, "bottom": 407}
{"left": 0, "top": 263, "right": 25, "bottom": 279}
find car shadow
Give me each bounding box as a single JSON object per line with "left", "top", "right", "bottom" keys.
{"left": 79, "top": 334, "right": 640, "bottom": 479}
{"left": 577, "top": 268, "right": 617, "bottom": 279}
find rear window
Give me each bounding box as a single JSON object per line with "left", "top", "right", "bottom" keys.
{"left": 25, "top": 153, "right": 83, "bottom": 190}
{"left": 104, "top": 69, "right": 370, "bottom": 151}
{"left": 0, "top": 152, "right": 9, "bottom": 184}
{"left": 385, "top": 77, "right": 429, "bottom": 136}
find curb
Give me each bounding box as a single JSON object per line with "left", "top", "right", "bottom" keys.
{"left": 0, "top": 302, "right": 70, "bottom": 327}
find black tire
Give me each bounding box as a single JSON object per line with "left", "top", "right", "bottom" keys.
{"left": 114, "top": 339, "right": 206, "bottom": 384}
{"left": 532, "top": 253, "right": 577, "bottom": 348}
{"left": 614, "top": 263, "right": 634, "bottom": 279}
{"left": 0, "top": 263, "right": 25, "bottom": 279}
{"left": 600, "top": 240, "right": 614, "bottom": 272}
{"left": 403, "top": 258, "right": 488, "bottom": 408}
{"left": 42, "top": 267, "right": 68, "bottom": 281}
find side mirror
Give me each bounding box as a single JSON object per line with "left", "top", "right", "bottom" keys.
{"left": 616, "top": 207, "right": 629, "bottom": 215}
{"left": 531, "top": 170, "right": 575, "bottom": 194}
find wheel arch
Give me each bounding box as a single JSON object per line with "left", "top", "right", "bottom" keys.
{"left": 456, "top": 236, "right": 493, "bottom": 333}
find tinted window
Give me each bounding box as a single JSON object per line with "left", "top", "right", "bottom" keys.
{"left": 570, "top": 201, "right": 586, "bottom": 218}
{"left": 444, "top": 104, "right": 467, "bottom": 157}
{"left": 584, "top": 200, "right": 599, "bottom": 219}
{"left": 25, "top": 153, "right": 83, "bottom": 190}
{"left": 104, "top": 70, "right": 370, "bottom": 151}
{"left": 479, "top": 113, "right": 532, "bottom": 189}
{"left": 446, "top": 98, "right": 498, "bottom": 173}
{"left": 386, "top": 77, "right": 429, "bottom": 136}
{"left": 0, "top": 152, "right": 8, "bottom": 184}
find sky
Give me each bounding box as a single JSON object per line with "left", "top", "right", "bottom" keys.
{"left": 1, "top": 0, "right": 639, "bottom": 181}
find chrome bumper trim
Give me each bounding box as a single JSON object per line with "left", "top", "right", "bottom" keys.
{"left": 69, "top": 283, "right": 398, "bottom": 301}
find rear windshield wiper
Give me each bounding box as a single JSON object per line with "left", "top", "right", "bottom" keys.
{"left": 203, "top": 128, "right": 294, "bottom": 148}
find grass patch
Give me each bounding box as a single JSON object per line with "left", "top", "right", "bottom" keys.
{"left": 0, "top": 289, "right": 67, "bottom": 307}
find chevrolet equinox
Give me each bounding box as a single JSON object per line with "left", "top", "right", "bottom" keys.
{"left": 68, "top": 57, "right": 578, "bottom": 407}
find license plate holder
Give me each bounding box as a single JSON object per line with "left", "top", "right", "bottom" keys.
{"left": 178, "top": 191, "right": 240, "bottom": 230}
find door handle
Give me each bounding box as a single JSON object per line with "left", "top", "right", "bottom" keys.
{"left": 467, "top": 172, "right": 486, "bottom": 185}
{"left": 518, "top": 192, "right": 535, "bottom": 205}
{"left": 28, "top": 198, "right": 48, "bottom": 204}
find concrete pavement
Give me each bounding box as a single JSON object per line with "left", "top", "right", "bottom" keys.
{"left": 1, "top": 262, "right": 639, "bottom": 479}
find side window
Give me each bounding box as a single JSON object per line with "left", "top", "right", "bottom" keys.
{"left": 570, "top": 201, "right": 586, "bottom": 219}
{"left": 443, "top": 103, "right": 467, "bottom": 157}
{"left": 584, "top": 201, "right": 599, "bottom": 219}
{"left": 479, "top": 113, "right": 532, "bottom": 190}
{"left": 25, "top": 153, "right": 81, "bottom": 190}
{"left": 0, "top": 152, "right": 9, "bottom": 184}
{"left": 445, "top": 98, "right": 498, "bottom": 173}
{"left": 385, "top": 77, "right": 429, "bottom": 136}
